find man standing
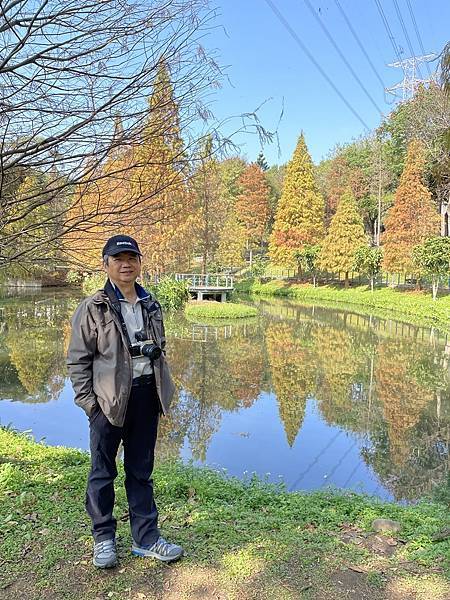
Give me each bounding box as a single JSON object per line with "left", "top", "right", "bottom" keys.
{"left": 67, "top": 234, "right": 183, "bottom": 568}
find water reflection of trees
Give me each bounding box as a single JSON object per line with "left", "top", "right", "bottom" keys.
{"left": 313, "top": 325, "right": 369, "bottom": 433}
{"left": 2, "top": 293, "right": 449, "bottom": 501}
{"left": 258, "top": 299, "right": 450, "bottom": 501}
{"left": 266, "top": 321, "right": 316, "bottom": 446}
{"left": 362, "top": 341, "right": 450, "bottom": 500}
{"left": 162, "top": 318, "right": 265, "bottom": 461}
{"left": 0, "top": 296, "right": 77, "bottom": 403}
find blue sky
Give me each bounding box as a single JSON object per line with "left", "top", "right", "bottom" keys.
{"left": 206, "top": 0, "right": 450, "bottom": 165}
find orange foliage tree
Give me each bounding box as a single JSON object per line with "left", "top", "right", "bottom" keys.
{"left": 131, "top": 61, "right": 195, "bottom": 274}
{"left": 215, "top": 158, "right": 247, "bottom": 269}
{"left": 63, "top": 122, "right": 136, "bottom": 270}
{"left": 382, "top": 139, "right": 440, "bottom": 274}
{"left": 236, "top": 163, "right": 271, "bottom": 265}
{"left": 64, "top": 61, "right": 196, "bottom": 274}
{"left": 192, "top": 137, "right": 227, "bottom": 273}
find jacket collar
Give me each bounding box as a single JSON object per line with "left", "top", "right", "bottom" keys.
{"left": 111, "top": 281, "right": 150, "bottom": 302}
{"left": 92, "top": 279, "right": 157, "bottom": 312}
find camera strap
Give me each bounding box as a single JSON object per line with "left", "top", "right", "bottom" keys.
{"left": 104, "top": 279, "right": 133, "bottom": 350}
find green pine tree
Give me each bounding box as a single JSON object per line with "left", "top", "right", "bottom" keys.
{"left": 256, "top": 151, "right": 269, "bottom": 171}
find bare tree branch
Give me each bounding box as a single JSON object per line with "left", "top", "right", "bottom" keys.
{"left": 0, "top": 0, "right": 223, "bottom": 267}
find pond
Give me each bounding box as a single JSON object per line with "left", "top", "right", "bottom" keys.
{"left": 0, "top": 289, "right": 449, "bottom": 503}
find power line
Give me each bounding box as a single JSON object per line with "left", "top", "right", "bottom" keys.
{"left": 288, "top": 429, "right": 343, "bottom": 491}
{"left": 302, "top": 0, "right": 384, "bottom": 117}
{"left": 391, "top": 0, "right": 423, "bottom": 78}
{"left": 263, "top": 0, "right": 371, "bottom": 131}
{"left": 405, "top": 0, "right": 432, "bottom": 77}
{"left": 333, "top": 0, "right": 386, "bottom": 92}
{"left": 373, "top": 0, "right": 405, "bottom": 74}
{"left": 320, "top": 438, "right": 358, "bottom": 488}
{"left": 342, "top": 458, "right": 362, "bottom": 489}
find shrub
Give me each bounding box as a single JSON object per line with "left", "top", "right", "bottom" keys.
{"left": 80, "top": 273, "right": 188, "bottom": 312}
{"left": 145, "top": 275, "right": 189, "bottom": 311}
{"left": 82, "top": 272, "right": 106, "bottom": 296}
{"left": 65, "top": 270, "right": 83, "bottom": 285}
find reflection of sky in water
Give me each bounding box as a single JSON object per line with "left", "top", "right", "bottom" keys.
{"left": 1, "top": 380, "right": 89, "bottom": 450}
{"left": 180, "top": 395, "right": 393, "bottom": 501}
{"left": 1, "top": 386, "right": 392, "bottom": 500}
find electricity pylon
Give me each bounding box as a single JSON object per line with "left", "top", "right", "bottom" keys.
{"left": 386, "top": 54, "right": 437, "bottom": 101}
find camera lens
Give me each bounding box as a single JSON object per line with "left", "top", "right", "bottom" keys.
{"left": 141, "top": 343, "right": 162, "bottom": 360}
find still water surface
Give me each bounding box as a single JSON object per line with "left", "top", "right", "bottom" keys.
{"left": 1, "top": 290, "right": 449, "bottom": 503}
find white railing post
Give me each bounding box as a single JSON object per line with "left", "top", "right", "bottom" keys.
{"left": 175, "top": 272, "right": 234, "bottom": 293}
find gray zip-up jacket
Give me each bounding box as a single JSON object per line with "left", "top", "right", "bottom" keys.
{"left": 67, "top": 284, "right": 176, "bottom": 426}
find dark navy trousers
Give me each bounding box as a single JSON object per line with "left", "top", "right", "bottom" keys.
{"left": 86, "top": 377, "right": 160, "bottom": 546}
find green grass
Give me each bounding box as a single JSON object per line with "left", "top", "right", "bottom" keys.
{"left": 235, "top": 279, "right": 450, "bottom": 333}
{"left": 1, "top": 427, "right": 449, "bottom": 599}
{"left": 185, "top": 301, "right": 258, "bottom": 320}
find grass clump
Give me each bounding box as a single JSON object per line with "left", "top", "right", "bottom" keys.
{"left": 185, "top": 300, "right": 258, "bottom": 320}
{"left": 1, "top": 427, "right": 449, "bottom": 600}
{"left": 235, "top": 279, "right": 450, "bottom": 333}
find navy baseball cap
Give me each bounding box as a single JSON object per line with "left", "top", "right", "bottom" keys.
{"left": 102, "top": 235, "right": 142, "bottom": 257}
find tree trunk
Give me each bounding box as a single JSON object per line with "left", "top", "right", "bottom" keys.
{"left": 432, "top": 276, "right": 439, "bottom": 301}
{"left": 249, "top": 246, "right": 253, "bottom": 269}
{"left": 313, "top": 274, "right": 316, "bottom": 288}
{"left": 202, "top": 251, "right": 207, "bottom": 276}
{"left": 370, "top": 276, "right": 374, "bottom": 293}
{"left": 344, "top": 272, "right": 349, "bottom": 288}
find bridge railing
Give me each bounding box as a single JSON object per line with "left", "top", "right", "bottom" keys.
{"left": 174, "top": 273, "right": 234, "bottom": 289}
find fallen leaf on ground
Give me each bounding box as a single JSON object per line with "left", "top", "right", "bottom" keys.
{"left": 346, "top": 564, "right": 367, "bottom": 573}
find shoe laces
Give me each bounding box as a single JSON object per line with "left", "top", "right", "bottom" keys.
{"left": 95, "top": 539, "right": 115, "bottom": 556}
{"left": 151, "top": 536, "right": 173, "bottom": 556}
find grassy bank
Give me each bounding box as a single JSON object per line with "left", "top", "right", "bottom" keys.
{"left": 235, "top": 280, "right": 450, "bottom": 333}
{"left": 1, "top": 428, "right": 449, "bottom": 600}
{"left": 185, "top": 301, "right": 258, "bottom": 320}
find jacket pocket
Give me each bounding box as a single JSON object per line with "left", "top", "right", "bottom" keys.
{"left": 96, "top": 316, "right": 120, "bottom": 354}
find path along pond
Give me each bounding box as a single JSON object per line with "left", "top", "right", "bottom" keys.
{"left": 0, "top": 289, "right": 449, "bottom": 503}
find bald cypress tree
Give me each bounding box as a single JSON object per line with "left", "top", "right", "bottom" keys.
{"left": 236, "top": 163, "right": 271, "bottom": 266}
{"left": 382, "top": 139, "right": 440, "bottom": 275}
{"left": 132, "top": 60, "right": 194, "bottom": 273}
{"left": 269, "top": 133, "right": 325, "bottom": 268}
{"left": 318, "top": 189, "right": 368, "bottom": 287}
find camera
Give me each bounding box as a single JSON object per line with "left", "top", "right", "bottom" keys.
{"left": 130, "top": 330, "right": 162, "bottom": 361}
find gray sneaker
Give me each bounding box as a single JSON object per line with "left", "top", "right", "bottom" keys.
{"left": 131, "top": 536, "right": 184, "bottom": 563}
{"left": 93, "top": 538, "right": 117, "bottom": 568}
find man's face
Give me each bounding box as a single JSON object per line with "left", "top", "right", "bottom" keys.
{"left": 104, "top": 251, "right": 141, "bottom": 285}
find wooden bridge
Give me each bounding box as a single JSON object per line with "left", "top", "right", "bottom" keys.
{"left": 174, "top": 273, "right": 234, "bottom": 302}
